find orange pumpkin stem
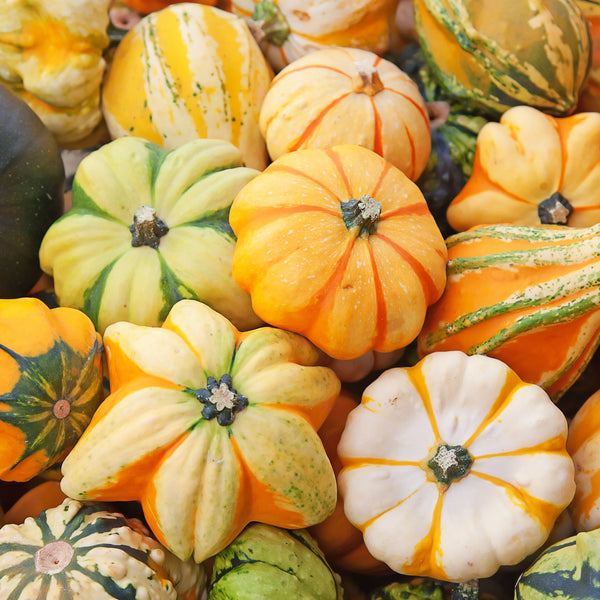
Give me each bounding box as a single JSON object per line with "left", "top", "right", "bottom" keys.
{"left": 352, "top": 60, "right": 385, "bottom": 96}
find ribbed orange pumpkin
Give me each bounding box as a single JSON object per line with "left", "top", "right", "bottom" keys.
{"left": 259, "top": 47, "right": 431, "bottom": 181}
{"left": 229, "top": 144, "right": 448, "bottom": 361}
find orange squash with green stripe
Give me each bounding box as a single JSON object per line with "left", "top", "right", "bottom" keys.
{"left": 229, "top": 144, "right": 448, "bottom": 361}
{"left": 60, "top": 299, "right": 340, "bottom": 563}
{"left": 337, "top": 350, "right": 575, "bottom": 582}
{"left": 0, "top": 297, "right": 103, "bottom": 482}
{"left": 101, "top": 3, "right": 273, "bottom": 170}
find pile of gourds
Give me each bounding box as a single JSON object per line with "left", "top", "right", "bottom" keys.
{"left": 2, "top": 0, "right": 600, "bottom": 598}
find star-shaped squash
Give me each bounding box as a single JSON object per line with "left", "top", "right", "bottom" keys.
{"left": 60, "top": 299, "right": 341, "bottom": 563}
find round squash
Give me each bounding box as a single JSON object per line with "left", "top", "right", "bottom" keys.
{"left": 38, "top": 136, "right": 262, "bottom": 336}
{"left": 225, "top": 0, "right": 397, "bottom": 72}
{"left": 566, "top": 387, "right": 600, "bottom": 532}
{"left": 446, "top": 106, "right": 600, "bottom": 231}
{"left": 60, "top": 299, "right": 341, "bottom": 564}
{"left": 514, "top": 527, "right": 600, "bottom": 600}
{"left": 0, "top": 498, "right": 206, "bottom": 599}
{"left": 0, "top": 84, "right": 64, "bottom": 298}
{"left": 413, "top": 0, "right": 591, "bottom": 117}
{"left": 0, "top": 0, "right": 112, "bottom": 145}
{"left": 417, "top": 223, "right": 600, "bottom": 402}
{"left": 0, "top": 297, "right": 103, "bottom": 482}
{"left": 229, "top": 144, "right": 448, "bottom": 361}
{"left": 337, "top": 351, "right": 575, "bottom": 582}
{"left": 258, "top": 46, "right": 431, "bottom": 181}
{"left": 101, "top": 3, "right": 273, "bottom": 171}
{"left": 208, "top": 522, "right": 343, "bottom": 599}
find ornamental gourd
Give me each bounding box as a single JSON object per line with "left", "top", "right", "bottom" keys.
{"left": 225, "top": 0, "right": 397, "bottom": 72}
{"left": 208, "top": 523, "right": 343, "bottom": 599}
{"left": 0, "top": 0, "right": 112, "bottom": 145}
{"left": 0, "top": 498, "right": 206, "bottom": 599}
{"left": 417, "top": 223, "right": 600, "bottom": 402}
{"left": 566, "top": 388, "right": 600, "bottom": 532}
{"left": 0, "top": 297, "right": 103, "bottom": 482}
{"left": 0, "top": 84, "right": 64, "bottom": 298}
{"left": 229, "top": 144, "right": 448, "bottom": 361}
{"left": 413, "top": 0, "right": 591, "bottom": 117}
{"left": 337, "top": 351, "right": 575, "bottom": 582}
{"left": 60, "top": 299, "right": 341, "bottom": 564}
{"left": 446, "top": 106, "right": 600, "bottom": 231}
{"left": 38, "top": 136, "right": 262, "bottom": 336}
{"left": 514, "top": 527, "right": 600, "bottom": 600}
{"left": 101, "top": 3, "right": 273, "bottom": 170}
{"left": 258, "top": 47, "right": 431, "bottom": 181}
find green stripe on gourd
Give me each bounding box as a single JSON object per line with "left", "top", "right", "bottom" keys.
{"left": 0, "top": 338, "right": 103, "bottom": 469}
{"left": 417, "top": 223, "right": 600, "bottom": 400}
{"left": 414, "top": 0, "right": 592, "bottom": 116}
{"left": 515, "top": 528, "right": 600, "bottom": 599}
{"left": 0, "top": 499, "right": 205, "bottom": 600}
{"left": 208, "top": 523, "right": 343, "bottom": 600}
{"left": 39, "top": 137, "right": 263, "bottom": 335}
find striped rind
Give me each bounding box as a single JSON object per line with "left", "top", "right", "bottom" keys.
{"left": 414, "top": 0, "right": 591, "bottom": 116}
{"left": 0, "top": 499, "right": 205, "bottom": 600}
{"left": 258, "top": 47, "right": 431, "bottom": 180}
{"left": 515, "top": 529, "right": 600, "bottom": 599}
{"left": 101, "top": 4, "right": 273, "bottom": 170}
{"left": 417, "top": 223, "right": 600, "bottom": 400}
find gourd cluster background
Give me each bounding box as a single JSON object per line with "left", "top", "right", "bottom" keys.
{"left": 1, "top": 1, "right": 600, "bottom": 599}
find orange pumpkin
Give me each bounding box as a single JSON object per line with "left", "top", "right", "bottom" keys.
{"left": 229, "top": 144, "right": 448, "bottom": 361}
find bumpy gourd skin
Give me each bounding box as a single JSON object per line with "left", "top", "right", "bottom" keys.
{"left": 0, "top": 0, "right": 111, "bottom": 145}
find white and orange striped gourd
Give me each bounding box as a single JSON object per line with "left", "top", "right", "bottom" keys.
{"left": 259, "top": 47, "right": 431, "bottom": 181}
{"left": 337, "top": 350, "right": 575, "bottom": 582}
{"left": 101, "top": 3, "right": 273, "bottom": 170}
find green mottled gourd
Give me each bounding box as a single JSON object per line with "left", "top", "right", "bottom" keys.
{"left": 413, "top": 0, "right": 592, "bottom": 117}
{"left": 417, "top": 223, "right": 600, "bottom": 402}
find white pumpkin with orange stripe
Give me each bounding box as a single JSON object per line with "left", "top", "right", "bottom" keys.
{"left": 101, "top": 3, "right": 273, "bottom": 170}
{"left": 337, "top": 350, "right": 575, "bottom": 582}
{"left": 258, "top": 47, "right": 431, "bottom": 181}
{"left": 225, "top": 0, "right": 397, "bottom": 72}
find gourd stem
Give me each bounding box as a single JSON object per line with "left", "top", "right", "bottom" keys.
{"left": 427, "top": 443, "right": 472, "bottom": 485}
{"left": 538, "top": 191, "right": 573, "bottom": 225}
{"left": 195, "top": 374, "right": 248, "bottom": 426}
{"left": 352, "top": 60, "right": 385, "bottom": 96}
{"left": 35, "top": 541, "right": 74, "bottom": 574}
{"left": 341, "top": 195, "right": 382, "bottom": 236}
{"left": 130, "top": 205, "right": 169, "bottom": 249}
{"left": 251, "top": 0, "right": 290, "bottom": 47}
{"left": 427, "top": 100, "right": 451, "bottom": 129}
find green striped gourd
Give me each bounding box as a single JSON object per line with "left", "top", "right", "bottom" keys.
{"left": 417, "top": 223, "right": 600, "bottom": 401}
{"left": 101, "top": 3, "right": 273, "bottom": 170}
{"left": 0, "top": 498, "right": 206, "bottom": 599}
{"left": 208, "top": 523, "right": 343, "bottom": 599}
{"left": 38, "top": 136, "right": 263, "bottom": 336}
{"left": 515, "top": 528, "right": 600, "bottom": 599}
{"left": 413, "top": 0, "right": 592, "bottom": 117}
